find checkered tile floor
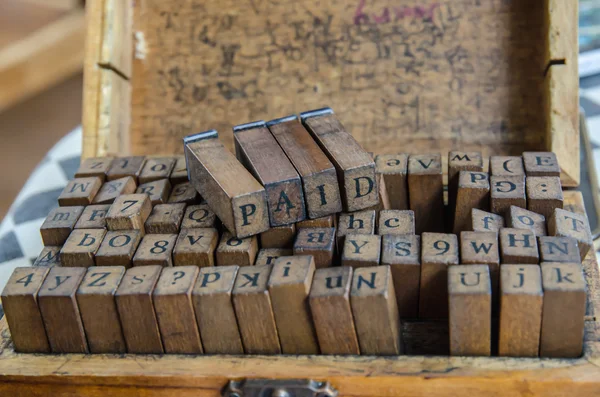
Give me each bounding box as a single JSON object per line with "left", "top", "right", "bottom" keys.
{"left": 0, "top": 90, "right": 599, "bottom": 317}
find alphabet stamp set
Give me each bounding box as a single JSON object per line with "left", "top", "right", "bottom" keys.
{"left": 1, "top": 108, "right": 594, "bottom": 360}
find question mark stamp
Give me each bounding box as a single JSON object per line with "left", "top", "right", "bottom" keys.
{"left": 172, "top": 271, "right": 185, "bottom": 285}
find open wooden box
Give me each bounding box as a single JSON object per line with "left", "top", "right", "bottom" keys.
{"left": 1, "top": 0, "right": 597, "bottom": 396}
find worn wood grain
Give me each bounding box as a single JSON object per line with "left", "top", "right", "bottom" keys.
{"left": 453, "top": 171, "right": 490, "bottom": 234}
{"left": 74, "top": 204, "right": 110, "bottom": 229}
{"left": 92, "top": 176, "right": 137, "bottom": 204}
{"left": 260, "top": 224, "right": 296, "bottom": 249}
{"left": 302, "top": 109, "right": 378, "bottom": 212}
{"left": 1, "top": 267, "right": 50, "bottom": 353}
{"left": 381, "top": 234, "right": 420, "bottom": 318}
{"left": 448, "top": 264, "right": 492, "bottom": 356}
{"left": 60, "top": 229, "right": 106, "bottom": 267}
{"left": 76, "top": 266, "right": 126, "bottom": 353}
{"left": 408, "top": 154, "right": 444, "bottom": 233}
{"left": 375, "top": 154, "right": 409, "bottom": 210}
{"left": 540, "top": 262, "right": 586, "bottom": 358}
{"left": 173, "top": 228, "right": 219, "bottom": 268}
{"left": 184, "top": 132, "right": 269, "bottom": 238}
{"left": 293, "top": 227, "right": 336, "bottom": 268}
{"left": 232, "top": 264, "right": 281, "bottom": 354}
{"left": 351, "top": 265, "right": 401, "bottom": 355}
{"left": 38, "top": 267, "right": 88, "bottom": 353}
{"left": 310, "top": 266, "right": 359, "bottom": 355}
{"left": 267, "top": 116, "right": 342, "bottom": 219}
{"left": 499, "top": 265, "right": 543, "bottom": 357}
{"left": 94, "top": 230, "right": 142, "bottom": 268}
{"left": 268, "top": 255, "right": 319, "bottom": 354}
{"left": 234, "top": 121, "right": 306, "bottom": 226}
{"left": 115, "top": 265, "right": 163, "bottom": 353}
{"left": 40, "top": 206, "right": 84, "bottom": 246}
{"left": 193, "top": 266, "right": 243, "bottom": 354}
{"left": 154, "top": 266, "right": 203, "bottom": 354}
{"left": 145, "top": 203, "right": 186, "bottom": 234}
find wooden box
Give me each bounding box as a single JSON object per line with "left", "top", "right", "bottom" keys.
{"left": 1, "top": 1, "right": 598, "bottom": 396}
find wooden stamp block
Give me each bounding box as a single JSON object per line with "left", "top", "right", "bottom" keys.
{"left": 107, "top": 156, "right": 146, "bottom": 182}
{"left": 184, "top": 130, "right": 270, "bottom": 238}
{"left": 74, "top": 204, "right": 110, "bottom": 229}
{"left": 301, "top": 108, "right": 379, "bottom": 212}
{"left": 539, "top": 236, "right": 581, "bottom": 263}
{"left": 38, "top": 267, "right": 88, "bottom": 353}
{"left": 375, "top": 154, "right": 409, "bottom": 210}
{"left": 106, "top": 193, "right": 152, "bottom": 232}
{"left": 268, "top": 255, "right": 319, "bottom": 354}
{"left": 448, "top": 264, "right": 492, "bottom": 356}
{"left": 40, "top": 206, "right": 84, "bottom": 245}
{"left": 139, "top": 157, "right": 176, "bottom": 184}
{"left": 234, "top": 121, "right": 306, "bottom": 226}
{"left": 350, "top": 265, "right": 401, "bottom": 355}
{"left": 381, "top": 235, "right": 420, "bottom": 318}
{"left": 170, "top": 155, "right": 188, "bottom": 185}
{"left": 448, "top": 151, "right": 484, "bottom": 227}
{"left": 136, "top": 179, "right": 172, "bottom": 205}
{"left": 341, "top": 233, "right": 381, "bottom": 268}
{"left": 260, "top": 224, "right": 296, "bottom": 248}
{"left": 75, "top": 157, "right": 114, "bottom": 181}
{"left": 255, "top": 248, "right": 293, "bottom": 267}
{"left": 548, "top": 208, "right": 593, "bottom": 259}
{"left": 460, "top": 231, "right": 500, "bottom": 299}
{"left": 309, "top": 266, "right": 359, "bottom": 355}
{"left": 408, "top": 153, "right": 444, "bottom": 233}
{"left": 499, "top": 228, "right": 539, "bottom": 264}
{"left": 192, "top": 266, "right": 243, "bottom": 354}
{"left": 232, "top": 264, "right": 281, "bottom": 354}
{"left": 58, "top": 177, "right": 103, "bottom": 206}
{"left": 293, "top": 227, "right": 336, "bottom": 268}
{"left": 153, "top": 266, "right": 203, "bottom": 354}
{"left": 337, "top": 209, "right": 375, "bottom": 249}
{"left": 377, "top": 210, "right": 415, "bottom": 235}
{"left": 173, "top": 228, "right": 219, "bottom": 267}
{"left": 133, "top": 234, "right": 177, "bottom": 267}
{"left": 489, "top": 156, "right": 525, "bottom": 177}
{"left": 267, "top": 115, "right": 342, "bottom": 219}
{"left": 216, "top": 231, "right": 258, "bottom": 267}
{"left": 499, "top": 265, "right": 543, "bottom": 357}
{"left": 490, "top": 175, "right": 526, "bottom": 216}
{"left": 115, "top": 265, "right": 163, "bottom": 353}
{"left": 33, "top": 246, "right": 61, "bottom": 267}
{"left": 76, "top": 266, "right": 126, "bottom": 353}
{"left": 60, "top": 228, "right": 106, "bottom": 267}
{"left": 526, "top": 176, "right": 564, "bottom": 219}
{"left": 1, "top": 267, "right": 50, "bottom": 352}
{"left": 92, "top": 176, "right": 137, "bottom": 204}
{"left": 168, "top": 182, "right": 201, "bottom": 204}
{"left": 523, "top": 152, "right": 561, "bottom": 177}
{"left": 95, "top": 230, "right": 142, "bottom": 268}
{"left": 145, "top": 203, "right": 186, "bottom": 234}
{"left": 181, "top": 204, "right": 218, "bottom": 229}
{"left": 507, "top": 205, "right": 547, "bottom": 236}
{"left": 453, "top": 171, "right": 490, "bottom": 234}
{"left": 540, "top": 262, "right": 586, "bottom": 357}
{"left": 419, "top": 233, "right": 459, "bottom": 319}
{"left": 297, "top": 215, "right": 336, "bottom": 229}
{"left": 471, "top": 208, "right": 504, "bottom": 232}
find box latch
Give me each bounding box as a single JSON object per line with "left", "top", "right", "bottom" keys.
{"left": 222, "top": 379, "right": 338, "bottom": 397}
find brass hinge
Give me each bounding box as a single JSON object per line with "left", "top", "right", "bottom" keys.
{"left": 222, "top": 379, "right": 338, "bottom": 397}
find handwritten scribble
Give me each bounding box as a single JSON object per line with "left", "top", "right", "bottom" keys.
{"left": 132, "top": 0, "right": 546, "bottom": 155}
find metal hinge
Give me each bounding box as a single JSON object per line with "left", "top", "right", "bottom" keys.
{"left": 222, "top": 379, "right": 338, "bottom": 397}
